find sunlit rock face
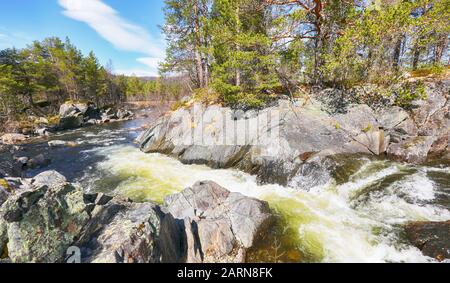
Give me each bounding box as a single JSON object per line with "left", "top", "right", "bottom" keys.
{"left": 138, "top": 100, "right": 387, "bottom": 189}
{"left": 163, "top": 181, "right": 273, "bottom": 263}
{"left": 138, "top": 81, "right": 449, "bottom": 189}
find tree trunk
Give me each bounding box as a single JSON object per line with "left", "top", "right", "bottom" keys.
{"left": 235, "top": 4, "right": 241, "bottom": 87}
{"left": 412, "top": 44, "right": 421, "bottom": 71}
{"left": 194, "top": 0, "right": 204, "bottom": 88}
{"left": 434, "top": 35, "right": 448, "bottom": 64}
{"left": 393, "top": 36, "right": 404, "bottom": 71}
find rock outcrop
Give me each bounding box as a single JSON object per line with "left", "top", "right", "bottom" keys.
{"left": 405, "top": 221, "right": 450, "bottom": 262}
{"left": 58, "top": 102, "right": 134, "bottom": 131}
{"left": 77, "top": 198, "right": 167, "bottom": 263}
{"left": 0, "top": 172, "right": 272, "bottom": 263}
{"left": 137, "top": 100, "right": 387, "bottom": 189}
{"left": 138, "top": 81, "right": 449, "bottom": 189}
{"left": 0, "top": 171, "right": 89, "bottom": 263}
{"left": 163, "top": 181, "right": 273, "bottom": 263}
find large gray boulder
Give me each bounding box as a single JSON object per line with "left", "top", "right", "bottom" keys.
{"left": 78, "top": 199, "right": 167, "bottom": 263}
{"left": 0, "top": 171, "right": 90, "bottom": 263}
{"left": 164, "top": 181, "right": 273, "bottom": 263}
{"left": 138, "top": 100, "right": 386, "bottom": 189}
{"left": 1, "top": 173, "right": 273, "bottom": 263}
{"left": 0, "top": 171, "right": 171, "bottom": 263}
{"left": 138, "top": 82, "right": 449, "bottom": 189}
{"left": 59, "top": 115, "right": 84, "bottom": 130}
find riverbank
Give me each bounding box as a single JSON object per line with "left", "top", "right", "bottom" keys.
{"left": 0, "top": 85, "right": 448, "bottom": 263}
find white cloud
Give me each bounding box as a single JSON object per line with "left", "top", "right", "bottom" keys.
{"left": 58, "top": 0, "right": 165, "bottom": 76}
{"left": 137, "top": 57, "right": 161, "bottom": 69}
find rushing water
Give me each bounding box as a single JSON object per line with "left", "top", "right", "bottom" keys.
{"left": 9, "top": 108, "right": 450, "bottom": 263}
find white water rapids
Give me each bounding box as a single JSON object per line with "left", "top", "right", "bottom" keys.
{"left": 79, "top": 142, "right": 450, "bottom": 263}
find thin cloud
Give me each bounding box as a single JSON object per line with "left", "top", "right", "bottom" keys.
{"left": 58, "top": 0, "right": 164, "bottom": 75}
{"left": 114, "top": 68, "right": 157, "bottom": 77}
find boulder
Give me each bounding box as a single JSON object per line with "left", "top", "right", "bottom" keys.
{"left": 35, "top": 127, "right": 50, "bottom": 137}
{"left": 117, "top": 109, "right": 134, "bottom": 120}
{"left": 387, "top": 136, "right": 437, "bottom": 163}
{"left": 138, "top": 101, "right": 385, "bottom": 189}
{"left": 164, "top": 181, "right": 273, "bottom": 263}
{"left": 1, "top": 134, "right": 27, "bottom": 145}
{"left": 405, "top": 221, "right": 450, "bottom": 261}
{"left": 59, "top": 102, "right": 91, "bottom": 118}
{"left": 59, "top": 102, "right": 103, "bottom": 130}
{"left": 31, "top": 170, "right": 67, "bottom": 188}
{"left": 376, "top": 106, "right": 419, "bottom": 140}
{"left": 79, "top": 199, "right": 165, "bottom": 263}
{"left": 410, "top": 82, "right": 449, "bottom": 137}
{"left": 26, "top": 154, "right": 51, "bottom": 169}
{"left": 0, "top": 174, "right": 90, "bottom": 263}
{"left": 48, "top": 140, "right": 79, "bottom": 147}
{"left": 59, "top": 115, "right": 84, "bottom": 130}
{"left": 0, "top": 171, "right": 169, "bottom": 264}
{"left": 428, "top": 132, "right": 450, "bottom": 161}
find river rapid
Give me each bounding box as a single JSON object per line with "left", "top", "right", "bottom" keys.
{"left": 11, "top": 107, "right": 450, "bottom": 263}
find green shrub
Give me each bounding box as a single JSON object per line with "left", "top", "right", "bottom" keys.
{"left": 394, "top": 82, "right": 427, "bottom": 108}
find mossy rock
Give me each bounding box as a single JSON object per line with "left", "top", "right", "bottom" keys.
{"left": 0, "top": 179, "right": 9, "bottom": 190}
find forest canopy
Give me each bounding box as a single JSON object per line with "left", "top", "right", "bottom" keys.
{"left": 0, "top": 37, "right": 184, "bottom": 122}
{"left": 161, "top": 0, "right": 449, "bottom": 108}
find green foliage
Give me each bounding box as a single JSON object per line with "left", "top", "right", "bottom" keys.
{"left": 162, "top": 0, "right": 449, "bottom": 109}
{"left": 410, "top": 64, "right": 447, "bottom": 78}
{"left": 394, "top": 82, "right": 428, "bottom": 108}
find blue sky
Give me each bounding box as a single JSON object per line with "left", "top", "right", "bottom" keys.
{"left": 0, "top": 0, "right": 166, "bottom": 76}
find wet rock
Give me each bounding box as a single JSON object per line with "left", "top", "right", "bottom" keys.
{"left": 35, "top": 127, "right": 50, "bottom": 137}
{"left": 164, "top": 181, "right": 273, "bottom": 263}
{"left": 26, "top": 154, "right": 51, "bottom": 169}
{"left": 428, "top": 133, "right": 450, "bottom": 161}
{"left": 48, "top": 140, "right": 79, "bottom": 147}
{"left": 117, "top": 109, "right": 134, "bottom": 120}
{"left": 405, "top": 221, "right": 450, "bottom": 261}
{"left": 59, "top": 115, "right": 84, "bottom": 130}
{"left": 31, "top": 171, "right": 67, "bottom": 188}
{"left": 1, "top": 134, "right": 28, "bottom": 145}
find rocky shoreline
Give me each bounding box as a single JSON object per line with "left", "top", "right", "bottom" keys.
{"left": 0, "top": 171, "right": 272, "bottom": 263}
{"left": 0, "top": 81, "right": 448, "bottom": 263}
{"left": 0, "top": 170, "right": 447, "bottom": 263}
{"left": 137, "top": 81, "right": 449, "bottom": 190}
{"left": 1, "top": 102, "right": 135, "bottom": 146}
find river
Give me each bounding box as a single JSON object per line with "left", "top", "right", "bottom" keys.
{"left": 10, "top": 107, "right": 450, "bottom": 263}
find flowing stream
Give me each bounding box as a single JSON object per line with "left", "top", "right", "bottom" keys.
{"left": 12, "top": 108, "right": 450, "bottom": 263}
